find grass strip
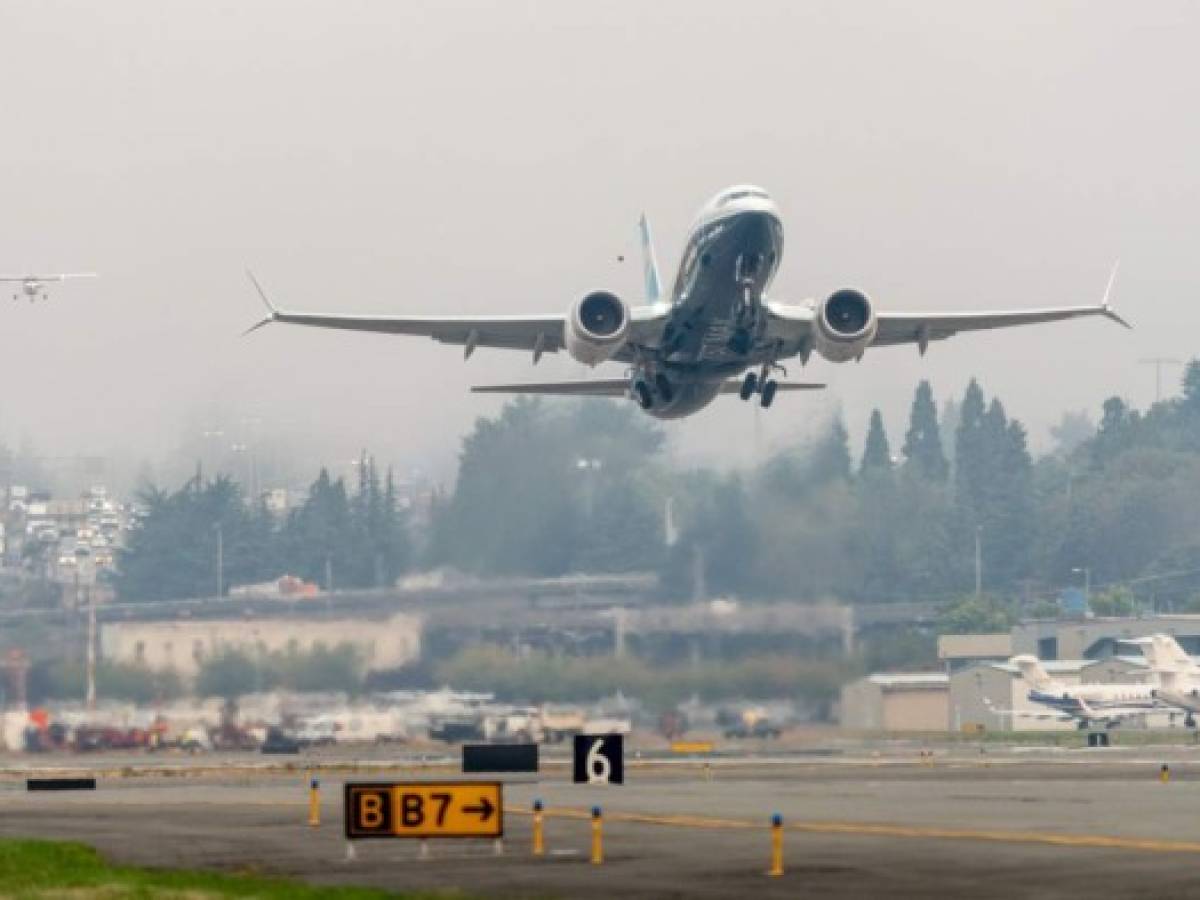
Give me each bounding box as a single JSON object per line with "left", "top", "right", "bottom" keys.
{"left": 0, "top": 838, "right": 459, "bottom": 899}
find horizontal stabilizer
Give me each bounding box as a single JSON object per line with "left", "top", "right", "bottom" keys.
{"left": 717, "top": 380, "right": 826, "bottom": 394}
{"left": 471, "top": 379, "right": 826, "bottom": 397}
{"left": 472, "top": 380, "right": 631, "bottom": 397}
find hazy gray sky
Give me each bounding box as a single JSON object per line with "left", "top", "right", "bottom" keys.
{"left": 1, "top": 0, "right": 1196, "bottom": 487}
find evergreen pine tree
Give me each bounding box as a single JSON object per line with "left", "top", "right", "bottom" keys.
{"left": 860, "top": 409, "right": 892, "bottom": 475}
{"left": 954, "top": 378, "right": 988, "bottom": 513}
{"left": 902, "top": 381, "right": 949, "bottom": 481}
{"left": 811, "top": 415, "right": 852, "bottom": 483}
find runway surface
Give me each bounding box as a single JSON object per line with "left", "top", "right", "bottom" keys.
{"left": 4, "top": 745, "right": 1200, "bottom": 898}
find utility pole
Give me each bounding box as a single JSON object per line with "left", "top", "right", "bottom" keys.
{"left": 974, "top": 526, "right": 982, "bottom": 598}
{"left": 1138, "top": 357, "right": 1182, "bottom": 403}
{"left": 1072, "top": 566, "right": 1091, "bottom": 604}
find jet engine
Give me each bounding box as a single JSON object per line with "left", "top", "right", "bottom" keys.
{"left": 813, "top": 288, "right": 877, "bottom": 363}
{"left": 565, "top": 291, "right": 631, "bottom": 366}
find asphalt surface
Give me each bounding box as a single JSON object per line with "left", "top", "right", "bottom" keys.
{"left": 5, "top": 745, "right": 1200, "bottom": 898}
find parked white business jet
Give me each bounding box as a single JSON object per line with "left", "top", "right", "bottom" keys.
{"left": 245, "top": 185, "right": 1128, "bottom": 419}
{"left": 0, "top": 273, "right": 96, "bottom": 302}
{"left": 1130, "top": 634, "right": 1200, "bottom": 727}
{"left": 1009, "top": 655, "right": 1160, "bottom": 730}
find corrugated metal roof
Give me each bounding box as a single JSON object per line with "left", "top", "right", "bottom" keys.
{"left": 867, "top": 673, "right": 949, "bottom": 687}
{"left": 992, "top": 659, "right": 1088, "bottom": 675}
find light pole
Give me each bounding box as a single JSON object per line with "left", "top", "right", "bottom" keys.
{"left": 214, "top": 523, "right": 224, "bottom": 598}
{"left": 1072, "top": 566, "right": 1090, "bottom": 604}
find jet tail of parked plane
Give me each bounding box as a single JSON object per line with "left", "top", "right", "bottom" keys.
{"left": 1129, "top": 634, "right": 1195, "bottom": 674}
{"left": 1011, "top": 654, "right": 1054, "bottom": 691}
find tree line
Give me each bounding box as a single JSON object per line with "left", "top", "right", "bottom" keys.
{"left": 426, "top": 360, "right": 1200, "bottom": 615}
{"left": 116, "top": 453, "right": 410, "bottom": 601}
{"left": 118, "top": 361, "right": 1200, "bottom": 618}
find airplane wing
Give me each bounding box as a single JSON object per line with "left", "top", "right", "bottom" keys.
{"left": 767, "top": 264, "right": 1128, "bottom": 357}
{"left": 244, "top": 272, "right": 667, "bottom": 361}
{"left": 871, "top": 304, "right": 1129, "bottom": 348}
{"left": 766, "top": 302, "right": 1128, "bottom": 356}
{"left": 261, "top": 309, "right": 569, "bottom": 356}
{"left": 471, "top": 379, "right": 826, "bottom": 397}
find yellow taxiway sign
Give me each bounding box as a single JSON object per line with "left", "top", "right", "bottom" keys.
{"left": 345, "top": 781, "right": 503, "bottom": 839}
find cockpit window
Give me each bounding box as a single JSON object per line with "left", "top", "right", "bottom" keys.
{"left": 719, "top": 189, "right": 770, "bottom": 206}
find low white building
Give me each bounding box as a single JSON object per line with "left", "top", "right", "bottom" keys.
{"left": 100, "top": 611, "right": 422, "bottom": 678}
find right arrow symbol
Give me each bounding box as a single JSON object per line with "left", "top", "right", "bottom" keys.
{"left": 462, "top": 796, "right": 495, "bottom": 822}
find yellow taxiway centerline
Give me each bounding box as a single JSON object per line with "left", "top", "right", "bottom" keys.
{"left": 508, "top": 807, "right": 1200, "bottom": 854}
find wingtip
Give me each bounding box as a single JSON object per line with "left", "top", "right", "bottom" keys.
{"left": 241, "top": 316, "right": 276, "bottom": 337}
{"left": 1104, "top": 307, "right": 1133, "bottom": 330}
{"left": 242, "top": 268, "right": 280, "bottom": 336}
{"left": 245, "top": 268, "right": 278, "bottom": 314}
{"left": 1100, "top": 259, "right": 1130, "bottom": 328}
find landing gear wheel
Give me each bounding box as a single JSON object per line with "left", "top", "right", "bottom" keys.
{"left": 633, "top": 381, "right": 653, "bottom": 410}
{"left": 760, "top": 379, "right": 778, "bottom": 408}
{"left": 739, "top": 372, "right": 758, "bottom": 401}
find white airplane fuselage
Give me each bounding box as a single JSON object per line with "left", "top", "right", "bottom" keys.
{"left": 639, "top": 188, "right": 784, "bottom": 418}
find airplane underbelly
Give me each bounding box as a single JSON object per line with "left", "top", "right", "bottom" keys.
{"left": 646, "top": 380, "right": 722, "bottom": 419}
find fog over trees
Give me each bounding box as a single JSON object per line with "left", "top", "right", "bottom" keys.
{"left": 112, "top": 360, "right": 1200, "bottom": 625}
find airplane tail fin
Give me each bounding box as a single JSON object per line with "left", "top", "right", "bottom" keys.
{"left": 638, "top": 213, "right": 662, "bottom": 303}
{"left": 1011, "top": 654, "right": 1054, "bottom": 691}
{"left": 1154, "top": 634, "right": 1193, "bottom": 672}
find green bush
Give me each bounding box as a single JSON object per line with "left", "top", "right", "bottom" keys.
{"left": 432, "top": 646, "right": 850, "bottom": 711}
{"left": 194, "top": 643, "right": 363, "bottom": 698}
{"left": 28, "top": 660, "right": 183, "bottom": 704}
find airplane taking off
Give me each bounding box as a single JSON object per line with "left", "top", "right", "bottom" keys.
{"left": 1008, "top": 654, "right": 1160, "bottom": 730}
{"left": 245, "top": 185, "right": 1128, "bottom": 419}
{"left": 0, "top": 273, "right": 96, "bottom": 302}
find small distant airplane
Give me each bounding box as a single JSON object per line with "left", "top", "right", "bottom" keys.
{"left": 0, "top": 273, "right": 96, "bottom": 302}
{"left": 244, "top": 184, "right": 1128, "bottom": 420}
{"left": 1008, "top": 654, "right": 1160, "bottom": 730}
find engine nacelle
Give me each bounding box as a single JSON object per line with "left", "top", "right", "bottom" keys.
{"left": 813, "top": 288, "right": 877, "bottom": 363}
{"left": 565, "top": 291, "right": 630, "bottom": 366}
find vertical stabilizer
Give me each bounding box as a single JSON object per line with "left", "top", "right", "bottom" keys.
{"left": 1154, "top": 634, "right": 1195, "bottom": 672}
{"left": 638, "top": 213, "right": 662, "bottom": 303}
{"left": 1011, "top": 655, "right": 1054, "bottom": 691}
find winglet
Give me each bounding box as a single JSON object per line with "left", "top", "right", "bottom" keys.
{"left": 638, "top": 213, "right": 662, "bottom": 303}
{"left": 242, "top": 268, "right": 279, "bottom": 336}
{"left": 1100, "top": 259, "right": 1131, "bottom": 329}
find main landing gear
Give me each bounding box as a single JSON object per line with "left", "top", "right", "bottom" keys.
{"left": 740, "top": 362, "right": 784, "bottom": 408}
